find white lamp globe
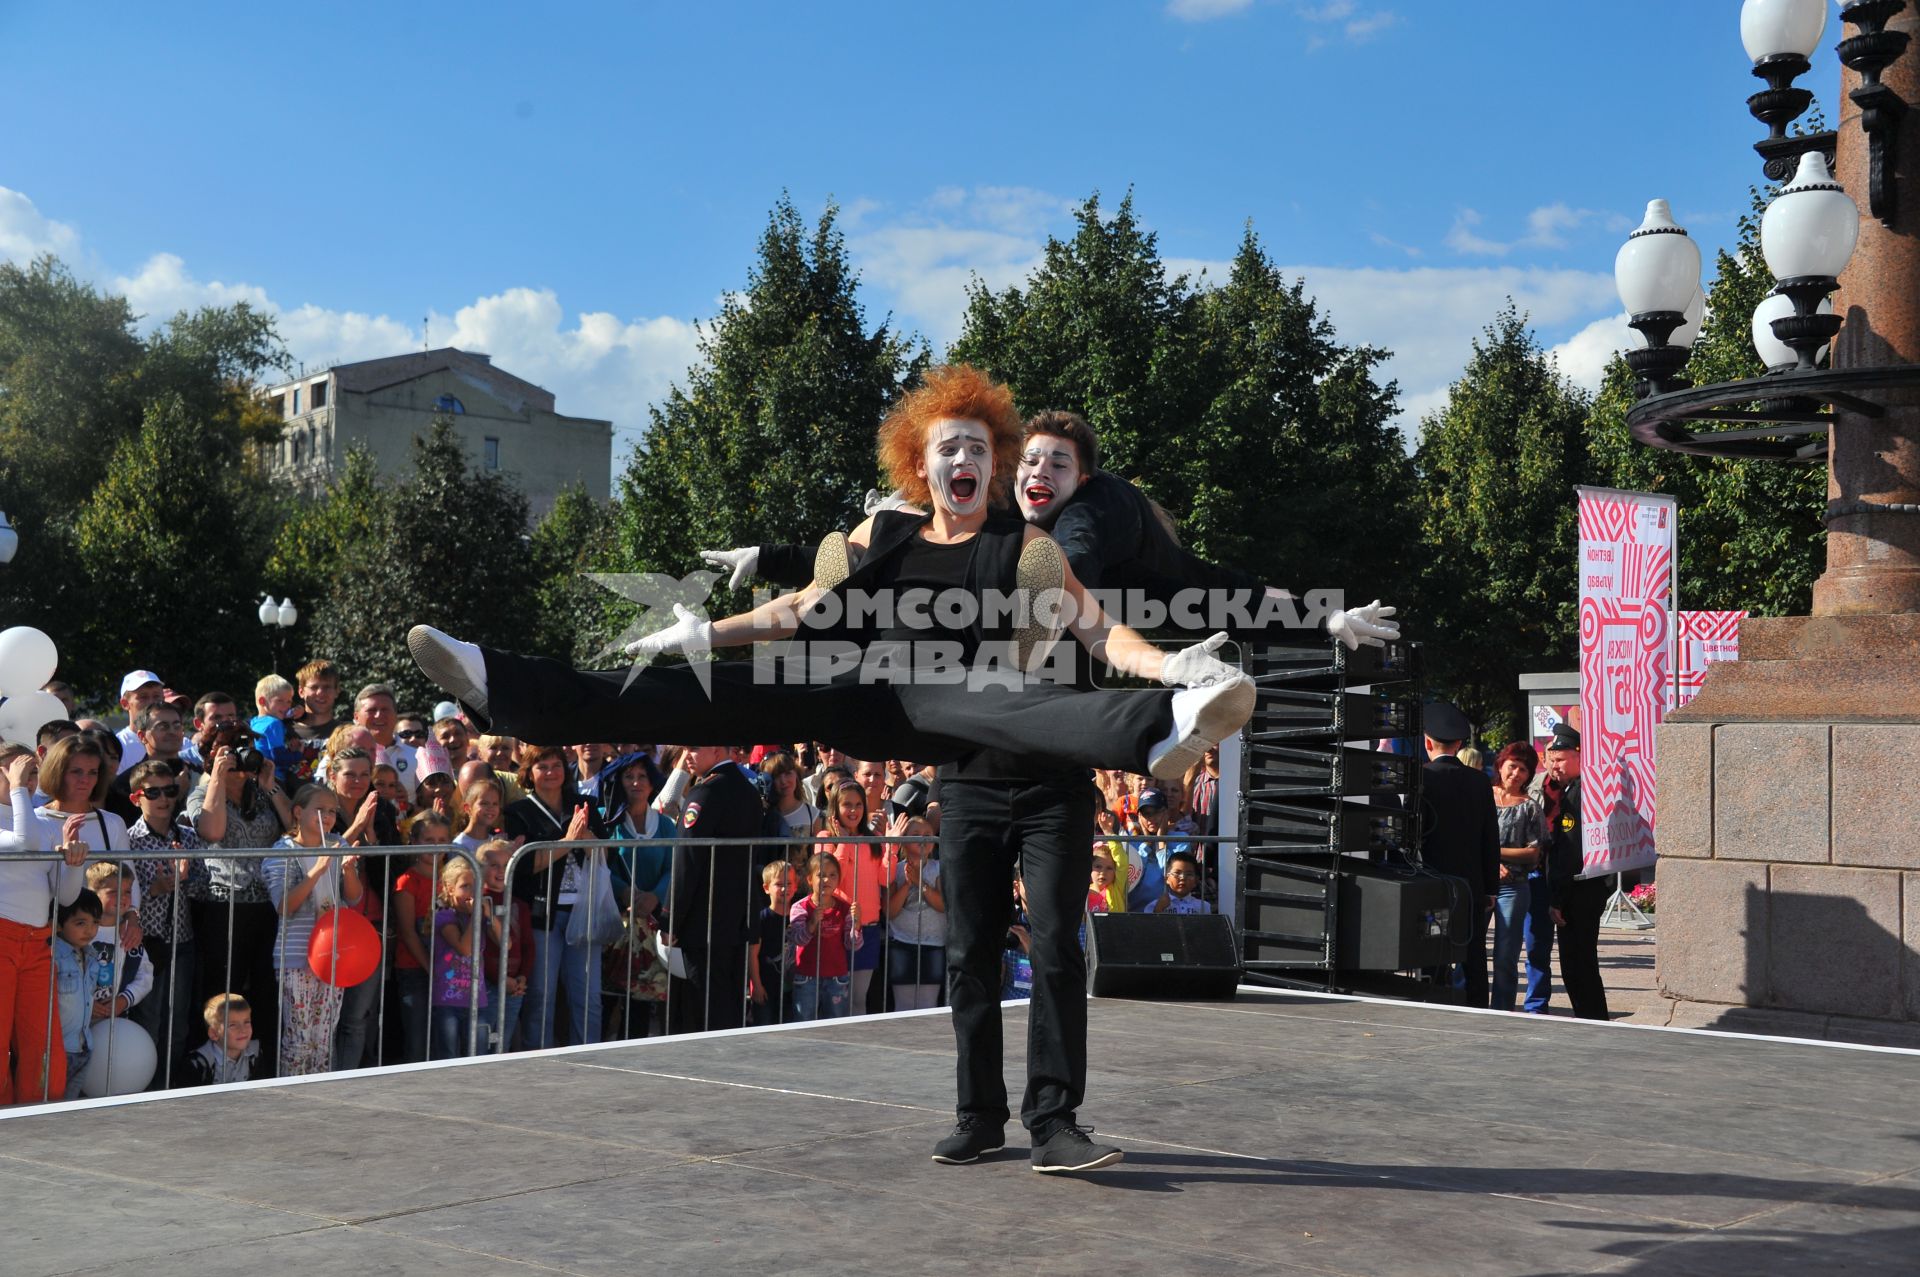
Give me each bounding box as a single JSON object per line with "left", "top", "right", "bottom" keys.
{"left": 1672, "top": 290, "right": 1707, "bottom": 349}
{"left": 1616, "top": 200, "right": 1703, "bottom": 318}
{"left": 1761, "top": 152, "right": 1860, "bottom": 280}
{"left": 257, "top": 595, "right": 278, "bottom": 626}
{"left": 1752, "top": 291, "right": 1835, "bottom": 369}
{"left": 277, "top": 598, "right": 298, "bottom": 628}
{"left": 1741, "top": 0, "right": 1828, "bottom": 62}
{"left": 0, "top": 512, "right": 16, "bottom": 566}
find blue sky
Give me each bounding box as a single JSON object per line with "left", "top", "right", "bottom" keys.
{"left": 1, "top": 1, "right": 1837, "bottom": 458}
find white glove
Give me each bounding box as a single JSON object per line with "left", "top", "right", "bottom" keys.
{"left": 1159, "top": 632, "right": 1241, "bottom": 688}
{"left": 1327, "top": 600, "right": 1399, "bottom": 651}
{"left": 699, "top": 546, "right": 759, "bottom": 591}
{"left": 863, "top": 488, "right": 922, "bottom": 517}
{"left": 623, "top": 604, "right": 715, "bottom": 663}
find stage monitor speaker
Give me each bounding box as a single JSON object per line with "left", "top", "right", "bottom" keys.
{"left": 1085, "top": 912, "right": 1242, "bottom": 1000}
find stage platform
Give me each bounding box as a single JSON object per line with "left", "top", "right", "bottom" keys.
{"left": 4, "top": 988, "right": 1917, "bottom": 1276}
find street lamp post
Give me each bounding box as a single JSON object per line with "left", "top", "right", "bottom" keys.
{"left": 1615, "top": 1, "right": 1920, "bottom": 1030}
{"left": 260, "top": 595, "right": 297, "bottom": 672}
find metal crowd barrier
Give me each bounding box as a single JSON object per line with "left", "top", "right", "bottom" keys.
{"left": 0, "top": 843, "right": 482, "bottom": 1108}
{"left": 1, "top": 823, "right": 1237, "bottom": 1110}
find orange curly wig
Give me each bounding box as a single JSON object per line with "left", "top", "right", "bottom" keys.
{"left": 876, "top": 364, "right": 1023, "bottom": 510}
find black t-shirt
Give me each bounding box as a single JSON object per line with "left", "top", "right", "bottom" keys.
{"left": 753, "top": 905, "right": 787, "bottom": 994}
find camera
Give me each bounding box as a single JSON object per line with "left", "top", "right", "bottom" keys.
{"left": 232, "top": 745, "right": 266, "bottom": 774}
{"left": 885, "top": 777, "right": 930, "bottom": 822}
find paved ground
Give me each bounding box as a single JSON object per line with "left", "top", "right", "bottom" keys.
{"left": 3, "top": 986, "right": 1917, "bottom": 1277}
{"left": 1575, "top": 924, "right": 1920, "bottom": 1050}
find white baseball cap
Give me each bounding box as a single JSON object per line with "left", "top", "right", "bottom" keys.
{"left": 119, "top": 670, "right": 164, "bottom": 700}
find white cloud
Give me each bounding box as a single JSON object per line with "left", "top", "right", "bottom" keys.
{"left": 113, "top": 253, "right": 272, "bottom": 321}
{"left": 0, "top": 189, "right": 81, "bottom": 265}
{"left": 1447, "top": 203, "right": 1615, "bottom": 257}
{"left": 1297, "top": 1, "right": 1398, "bottom": 47}
{"left": 1547, "top": 311, "right": 1634, "bottom": 394}
{"left": 1167, "top": 0, "right": 1255, "bottom": 20}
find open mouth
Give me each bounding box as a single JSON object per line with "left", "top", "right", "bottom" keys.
{"left": 1023, "top": 480, "right": 1054, "bottom": 508}
{"left": 951, "top": 474, "right": 978, "bottom": 502}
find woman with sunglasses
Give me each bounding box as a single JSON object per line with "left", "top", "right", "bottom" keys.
{"left": 263, "top": 785, "right": 363, "bottom": 1075}
{"left": 126, "top": 760, "right": 205, "bottom": 1075}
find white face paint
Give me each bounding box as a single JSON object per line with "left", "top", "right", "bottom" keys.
{"left": 921, "top": 418, "right": 993, "bottom": 517}
{"left": 1015, "top": 434, "right": 1085, "bottom": 527}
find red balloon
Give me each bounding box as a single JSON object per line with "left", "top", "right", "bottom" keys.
{"left": 308, "top": 907, "right": 381, "bottom": 987}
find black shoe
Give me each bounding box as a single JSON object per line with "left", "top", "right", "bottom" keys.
{"left": 931, "top": 1116, "right": 1006, "bottom": 1165}
{"left": 1030, "top": 1124, "right": 1123, "bottom": 1174}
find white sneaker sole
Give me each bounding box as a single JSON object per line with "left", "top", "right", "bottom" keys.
{"left": 1149, "top": 678, "right": 1254, "bottom": 782}
{"left": 407, "top": 625, "right": 488, "bottom": 719}
{"left": 1032, "top": 1148, "right": 1125, "bottom": 1174}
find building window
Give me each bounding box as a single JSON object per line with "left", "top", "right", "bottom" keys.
{"left": 293, "top": 435, "right": 304, "bottom": 465}
{"left": 484, "top": 437, "right": 500, "bottom": 471}
{"left": 311, "top": 380, "right": 327, "bottom": 410}
{"left": 291, "top": 387, "right": 302, "bottom": 416}
{"left": 269, "top": 394, "right": 286, "bottom": 418}
{"left": 434, "top": 394, "right": 465, "bottom": 414}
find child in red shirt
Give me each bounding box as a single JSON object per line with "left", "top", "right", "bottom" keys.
{"left": 787, "top": 853, "right": 858, "bottom": 1021}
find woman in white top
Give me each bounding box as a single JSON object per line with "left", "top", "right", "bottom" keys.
{"left": 263, "top": 784, "right": 363, "bottom": 1076}
{"left": 0, "top": 745, "right": 89, "bottom": 1104}
{"left": 761, "top": 754, "right": 819, "bottom": 840}
{"left": 33, "top": 735, "right": 129, "bottom": 856}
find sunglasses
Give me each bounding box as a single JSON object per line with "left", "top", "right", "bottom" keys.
{"left": 138, "top": 784, "right": 182, "bottom": 800}
{"left": 396, "top": 729, "right": 427, "bottom": 742}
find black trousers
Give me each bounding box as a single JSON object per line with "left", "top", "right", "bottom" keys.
{"left": 479, "top": 647, "right": 1174, "bottom": 774}
{"left": 1556, "top": 874, "right": 1613, "bottom": 1021}
{"left": 669, "top": 942, "right": 746, "bottom": 1035}
{"left": 939, "top": 776, "right": 1094, "bottom": 1143}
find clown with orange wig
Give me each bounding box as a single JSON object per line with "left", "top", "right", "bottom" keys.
{"left": 409, "top": 364, "right": 1254, "bottom": 783}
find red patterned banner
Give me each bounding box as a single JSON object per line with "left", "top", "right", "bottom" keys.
{"left": 1673, "top": 609, "right": 1746, "bottom": 711}
{"left": 1575, "top": 486, "right": 1675, "bottom": 878}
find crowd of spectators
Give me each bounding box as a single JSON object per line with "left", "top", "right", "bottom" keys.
{"left": 0, "top": 658, "right": 1225, "bottom": 1103}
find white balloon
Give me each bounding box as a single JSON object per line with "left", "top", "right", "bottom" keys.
{"left": 0, "top": 627, "right": 57, "bottom": 696}
{"left": 79, "top": 1018, "right": 157, "bottom": 1097}
{"left": 0, "top": 690, "right": 66, "bottom": 746}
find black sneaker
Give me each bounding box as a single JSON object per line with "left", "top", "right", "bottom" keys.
{"left": 1030, "top": 1124, "right": 1124, "bottom": 1174}
{"left": 931, "top": 1116, "right": 1006, "bottom": 1165}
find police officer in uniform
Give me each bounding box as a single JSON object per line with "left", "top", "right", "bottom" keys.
{"left": 667, "top": 744, "right": 766, "bottom": 1035}
{"left": 1419, "top": 701, "right": 1499, "bottom": 1008}
{"left": 1542, "top": 724, "right": 1609, "bottom": 1020}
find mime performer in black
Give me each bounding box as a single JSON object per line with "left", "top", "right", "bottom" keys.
{"left": 411, "top": 366, "right": 1256, "bottom": 1175}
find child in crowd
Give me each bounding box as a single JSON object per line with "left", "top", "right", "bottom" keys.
{"left": 250, "top": 674, "right": 306, "bottom": 790}
{"left": 53, "top": 890, "right": 106, "bottom": 1099}
{"left": 126, "top": 759, "right": 203, "bottom": 1069}
{"left": 373, "top": 763, "right": 411, "bottom": 817}
{"left": 479, "top": 840, "right": 532, "bottom": 1053}
{"left": 787, "top": 853, "right": 857, "bottom": 1021}
{"left": 86, "top": 861, "right": 152, "bottom": 1023}
{"left": 1087, "top": 851, "right": 1119, "bottom": 915}
{"left": 823, "top": 780, "right": 882, "bottom": 1015}
{"left": 884, "top": 815, "right": 944, "bottom": 1011}
{"left": 1151, "top": 850, "right": 1212, "bottom": 914}
{"left": 430, "top": 856, "right": 492, "bottom": 1059}
{"left": 749, "top": 860, "right": 795, "bottom": 1026}
{"left": 264, "top": 784, "right": 363, "bottom": 1076}
{"left": 182, "top": 993, "right": 261, "bottom": 1087}
{"left": 390, "top": 827, "right": 443, "bottom": 1063}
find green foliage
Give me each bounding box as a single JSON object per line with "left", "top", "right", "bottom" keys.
{"left": 266, "top": 446, "right": 384, "bottom": 615}
{"left": 70, "top": 396, "right": 284, "bottom": 694}
{"left": 1414, "top": 305, "right": 1594, "bottom": 739}
{"left": 951, "top": 199, "right": 1415, "bottom": 599}
{"left": 308, "top": 420, "right": 540, "bottom": 708}
{"left": 950, "top": 191, "right": 1208, "bottom": 499}
{"left": 528, "top": 483, "right": 625, "bottom": 664}
{"left": 617, "top": 195, "right": 926, "bottom": 607}
{"left": 1585, "top": 188, "right": 1826, "bottom": 615}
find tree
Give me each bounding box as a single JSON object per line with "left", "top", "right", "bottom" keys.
{"left": 1183, "top": 226, "right": 1418, "bottom": 600}
{"left": 1585, "top": 189, "right": 1826, "bottom": 616}
{"left": 616, "top": 195, "right": 925, "bottom": 599}
{"left": 949, "top": 191, "right": 1208, "bottom": 498}
{"left": 1414, "top": 305, "right": 1593, "bottom": 739}
{"left": 309, "top": 420, "right": 540, "bottom": 707}
{"left": 528, "top": 483, "right": 624, "bottom": 664}
{"left": 71, "top": 396, "right": 282, "bottom": 694}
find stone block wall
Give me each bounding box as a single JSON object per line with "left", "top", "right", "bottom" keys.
{"left": 1654, "top": 722, "right": 1920, "bottom": 1023}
